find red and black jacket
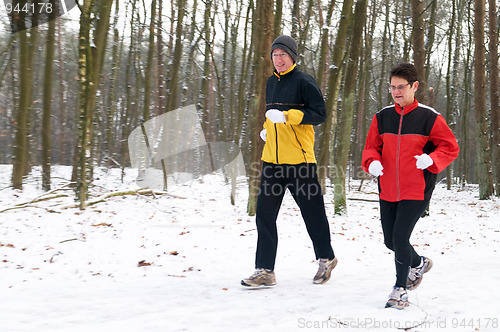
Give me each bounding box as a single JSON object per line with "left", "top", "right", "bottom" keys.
{"left": 362, "top": 99, "right": 459, "bottom": 202}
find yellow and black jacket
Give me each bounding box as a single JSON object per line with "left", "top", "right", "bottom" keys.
{"left": 262, "top": 64, "right": 326, "bottom": 165}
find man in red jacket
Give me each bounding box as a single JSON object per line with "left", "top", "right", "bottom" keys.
{"left": 362, "top": 63, "right": 459, "bottom": 309}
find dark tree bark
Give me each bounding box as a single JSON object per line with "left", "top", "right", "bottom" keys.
{"left": 41, "top": 0, "right": 57, "bottom": 191}
{"left": 488, "top": 0, "right": 500, "bottom": 196}
{"left": 473, "top": 0, "right": 494, "bottom": 199}
{"left": 247, "top": 0, "right": 274, "bottom": 215}
{"left": 411, "top": 0, "right": 426, "bottom": 104}
{"left": 332, "top": 0, "right": 367, "bottom": 214}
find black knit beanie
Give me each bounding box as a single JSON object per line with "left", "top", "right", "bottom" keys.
{"left": 270, "top": 35, "right": 298, "bottom": 63}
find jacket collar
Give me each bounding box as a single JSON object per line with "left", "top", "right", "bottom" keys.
{"left": 274, "top": 64, "right": 297, "bottom": 79}
{"left": 395, "top": 98, "right": 419, "bottom": 115}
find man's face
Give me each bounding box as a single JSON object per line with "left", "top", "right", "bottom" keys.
{"left": 390, "top": 76, "right": 419, "bottom": 107}
{"left": 272, "top": 48, "right": 294, "bottom": 73}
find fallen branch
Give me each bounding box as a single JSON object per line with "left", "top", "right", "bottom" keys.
{"left": 1, "top": 194, "right": 69, "bottom": 213}
{"left": 37, "top": 182, "right": 74, "bottom": 198}
{"left": 59, "top": 238, "right": 81, "bottom": 243}
{"left": 59, "top": 188, "right": 185, "bottom": 210}
{"left": 347, "top": 198, "right": 379, "bottom": 203}
{"left": 1, "top": 187, "right": 185, "bottom": 213}
{"left": 24, "top": 194, "right": 69, "bottom": 205}
{"left": 0, "top": 183, "right": 74, "bottom": 213}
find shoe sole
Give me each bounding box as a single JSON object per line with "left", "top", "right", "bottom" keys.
{"left": 313, "top": 257, "right": 338, "bottom": 284}
{"left": 241, "top": 280, "right": 276, "bottom": 288}
{"left": 407, "top": 258, "right": 433, "bottom": 290}
{"left": 385, "top": 300, "right": 409, "bottom": 310}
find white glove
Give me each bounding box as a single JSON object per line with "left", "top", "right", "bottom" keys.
{"left": 368, "top": 160, "right": 384, "bottom": 177}
{"left": 265, "top": 109, "right": 286, "bottom": 123}
{"left": 415, "top": 154, "right": 433, "bottom": 170}
{"left": 260, "top": 129, "right": 267, "bottom": 141}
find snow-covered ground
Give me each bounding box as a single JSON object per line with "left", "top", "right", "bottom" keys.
{"left": 1, "top": 165, "right": 499, "bottom": 331}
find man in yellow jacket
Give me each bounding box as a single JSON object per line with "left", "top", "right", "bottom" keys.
{"left": 242, "top": 35, "right": 337, "bottom": 287}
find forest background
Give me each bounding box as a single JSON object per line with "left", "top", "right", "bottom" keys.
{"left": 0, "top": 0, "right": 499, "bottom": 214}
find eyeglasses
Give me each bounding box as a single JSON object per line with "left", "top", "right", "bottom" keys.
{"left": 272, "top": 53, "right": 289, "bottom": 59}
{"left": 388, "top": 83, "right": 412, "bottom": 93}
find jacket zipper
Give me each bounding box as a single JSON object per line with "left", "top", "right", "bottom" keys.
{"left": 275, "top": 123, "right": 279, "bottom": 164}
{"left": 274, "top": 75, "right": 280, "bottom": 164}
{"left": 396, "top": 106, "right": 404, "bottom": 201}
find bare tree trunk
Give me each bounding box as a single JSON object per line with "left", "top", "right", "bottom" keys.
{"left": 274, "top": 0, "right": 283, "bottom": 36}
{"left": 0, "top": 36, "right": 15, "bottom": 90}
{"left": 23, "top": 8, "right": 39, "bottom": 177}
{"left": 11, "top": 8, "right": 38, "bottom": 189}
{"left": 352, "top": 0, "right": 376, "bottom": 182}
{"left": 143, "top": 0, "right": 156, "bottom": 122}
{"left": 297, "top": 0, "right": 314, "bottom": 63}
{"left": 219, "top": 0, "right": 231, "bottom": 140}
{"left": 377, "top": 0, "right": 390, "bottom": 110}
{"left": 228, "top": 1, "right": 243, "bottom": 141}
{"left": 201, "top": 0, "right": 213, "bottom": 139}
{"left": 411, "top": 0, "right": 426, "bottom": 104}
{"left": 445, "top": 0, "right": 456, "bottom": 190}
{"left": 105, "top": 1, "right": 121, "bottom": 168}
{"left": 473, "top": 0, "right": 494, "bottom": 199}
{"left": 56, "top": 17, "right": 69, "bottom": 165}
{"left": 247, "top": 0, "right": 274, "bottom": 215}
{"left": 400, "top": 0, "right": 411, "bottom": 61}
{"left": 12, "top": 29, "right": 30, "bottom": 189}
{"left": 73, "top": 0, "right": 93, "bottom": 200}
{"left": 332, "top": 0, "right": 367, "bottom": 214}
{"left": 42, "top": 0, "right": 57, "bottom": 191}
{"left": 156, "top": 0, "right": 165, "bottom": 114}
{"left": 118, "top": 0, "right": 139, "bottom": 177}
{"left": 181, "top": 0, "right": 200, "bottom": 107}
{"left": 235, "top": 0, "right": 254, "bottom": 146}
{"left": 461, "top": 27, "right": 473, "bottom": 186}
{"left": 317, "top": 0, "right": 353, "bottom": 193}
{"left": 451, "top": 0, "right": 466, "bottom": 188}
{"left": 424, "top": 0, "right": 437, "bottom": 89}
{"left": 74, "top": 0, "right": 114, "bottom": 209}
{"left": 165, "top": 0, "right": 186, "bottom": 113}
{"left": 316, "top": 0, "right": 335, "bottom": 92}
{"left": 488, "top": 0, "right": 500, "bottom": 196}
{"left": 291, "top": 0, "right": 300, "bottom": 39}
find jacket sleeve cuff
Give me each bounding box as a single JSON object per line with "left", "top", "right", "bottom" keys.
{"left": 283, "top": 109, "right": 304, "bottom": 125}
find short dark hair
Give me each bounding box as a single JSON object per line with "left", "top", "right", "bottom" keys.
{"left": 390, "top": 63, "right": 418, "bottom": 85}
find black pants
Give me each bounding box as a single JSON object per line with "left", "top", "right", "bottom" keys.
{"left": 255, "top": 162, "right": 335, "bottom": 270}
{"left": 380, "top": 199, "right": 430, "bottom": 288}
